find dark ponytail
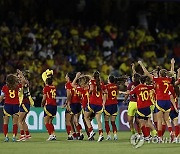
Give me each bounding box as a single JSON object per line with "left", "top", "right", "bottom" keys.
{"left": 93, "top": 71, "right": 101, "bottom": 92}
{"left": 140, "top": 75, "right": 147, "bottom": 84}
{"left": 109, "top": 75, "right": 115, "bottom": 83}
{"left": 133, "top": 73, "right": 141, "bottom": 84}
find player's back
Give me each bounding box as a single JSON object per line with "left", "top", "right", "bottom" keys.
{"left": 43, "top": 85, "right": 56, "bottom": 106}
{"left": 133, "top": 84, "right": 152, "bottom": 108}
{"left": 106, "top": 83, "right": 118, "bottom": 105}
{"left": 153, "top": 77, "right": 172, "bottom": 100}
{"left": 89, "top": 79, "right": 105, "bottom": 105}
{"left": 2, "top": 85, "right": 20, "bottom": 105}
{"left": 65, "top": 82, "right": 81, "bottom": 103}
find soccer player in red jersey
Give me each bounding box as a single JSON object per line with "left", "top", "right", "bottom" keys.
{"left": 138, "top": 61, "right": 178, "bottom": 141}
{"left": 129, "top": 75, "right": 153, "bottom": 140}
{"left": 65, "top": 72, "right": 83, "bottom": 140}
{"left": 0, "top": 74, "right": 22, "bottom": 142}
{"left": 84, "top": 71, "right": 106, "bottom": 142}
{"left": 72, "top": 73, "right": 95, "bottom": 139}
{"left": 104, "top": 75, "right": 119, "bottom": 140}
{"left": 17, "top": 70, "right": 34, "bottom": 141}
{"left": 41, "top": 72, "right": 57, "bottom": 141}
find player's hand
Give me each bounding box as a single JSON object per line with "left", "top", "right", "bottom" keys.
{"left": 175, "top": 108, "right": 179, "bottom": 114}
{"left": 131, "top": 63, "right": 135, "bottom": 68}
{"left": 138, "top": 61, "right": 142, "bottom": 64}
{"left": 76, "top": 72, "right": 81, "bottom": 78}
{"left": 171, "top": 58, "right": 175, "bottom": 64}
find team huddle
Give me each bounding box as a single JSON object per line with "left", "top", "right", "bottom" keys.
{"left": 0, "top": 58, "right": 180, "bottom": 143}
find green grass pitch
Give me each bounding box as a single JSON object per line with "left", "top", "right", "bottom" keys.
{"left": 0, "top": 132, "right": 179, "bottom": 154}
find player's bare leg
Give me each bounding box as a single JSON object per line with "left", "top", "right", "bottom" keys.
{"left": 147, "top": 118, "right": 157, "bottom": 137}
{"left": 153, "top": 113, "right": 158, "bottom": 130}
{"left": 84, "top": 111, "right": 96, "bottom": 140}
{"left": 71, "top": 115, "right": 78, "bottom": 139}
{"left": 95, "top": 113, "right": 104, "bottom": 142}
{"left": 128, "top": 115, "right": 135, "bottom": 134}
{"left": 18, "top": 112, "right": 28, "bottom": 141}
{"left": 135, "top": 117, "right": 141, "bottom": 134}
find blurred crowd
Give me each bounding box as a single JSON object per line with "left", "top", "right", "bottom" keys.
{"left": 0, "top": 20, "right": 180, "bottom": 106}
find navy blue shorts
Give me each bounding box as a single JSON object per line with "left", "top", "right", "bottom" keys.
{"left": 19, "top": 104, "right": 30, "bottom": 113}
{"left": 70, "top": 103, "right": 81, "bottom": 114}
{"left": 86, "top": 104, "right": 103, "bottom": 113}
{"left": 137, "top": 107, "right": 151, "bottom": 120}
{"left": 169, "top": 110, "right": 179, "bottom": 120}
{"left": 104, "top": 104, "right": 118, "bottom": 116}
{"left": 156, "top": 100, "right": 171, "bottom": 112}
{"left": 44, "top": 105, "right": 57, "bottom": 117}
{"left": 3, "top": 104, "right": 19, "bottom": 116}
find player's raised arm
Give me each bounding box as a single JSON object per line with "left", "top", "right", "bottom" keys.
{"left": 175, "top": 68, "right": 180, "bottom": 85}
{"left": 131, "top": 63, "right": 136, "bottom": 77}
{"left": 138, "top": 61, "right": 153, "bottom": 79}
{"left": 170, "top": 58, "right": 175, "bottom": 74}
{"left": 71, "top": 72, "right": 81, "bottom": 88}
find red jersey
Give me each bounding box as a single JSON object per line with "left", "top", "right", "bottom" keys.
{"left": 65, "top": 82, "right": 81, "bottom": 104}
{"left": 130, "top": 84, "right": 153, "bottom": 109}
{"left": 43, "top": 85, "right": 56, "bottom": 106}
{"left": 153, "top": 77, "right": 172, "bottom": 100}
{"left": 105, "top": 83, "right": 118, "bottom": 105}
{"left": 77, "top": 87, "right": 89, "bottom": 108}
{"left": 169, "top": 84, "right": 178, "bottom": 110}
{"left": 89, "top": 79, "right": 105, "bottom": 106}
{"left": 2, "top": 84, "right": 21, "bottom": 105}
{"left": 127, "top": 82, "right": 139, "bottom": 102}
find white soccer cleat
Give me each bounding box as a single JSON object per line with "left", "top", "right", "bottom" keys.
{"left": 46, "top": 135, "right": 54, "bottom": 141}
{"left": 52, "top": 135, "right": 56, "bottom": 140}
{"left": 114, "top": 134, "right": 118, "bottom": 140}
{"left": 97, "top": 135, "right": 104, "bottom": 142}
{"left": 106, "top": 135, "right": 112, "bottom": 140}
{"left": 172, "top": 137, "right": 178, "bottom": 143}
{"left": 130, "top": 133, "right": 139, "bottom": 145}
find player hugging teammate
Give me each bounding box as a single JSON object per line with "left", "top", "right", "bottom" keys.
{"left": 0, "top": 59, "right": 179, "bottom": 143}
{"left": 0, "top": 69, "right": 33, "bottom": 142}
